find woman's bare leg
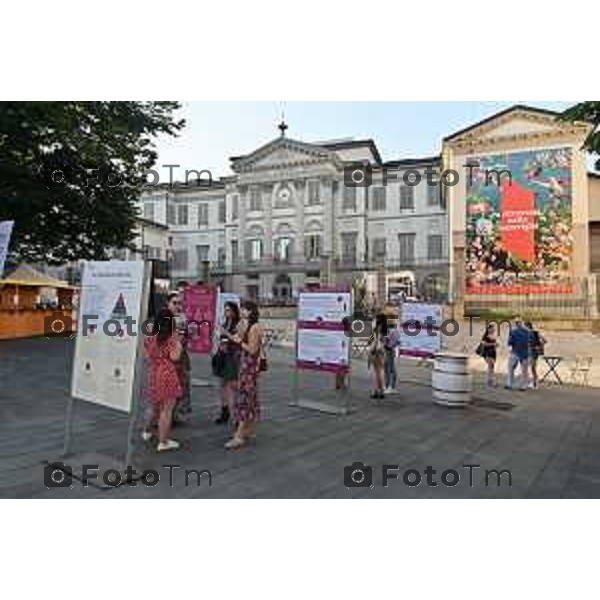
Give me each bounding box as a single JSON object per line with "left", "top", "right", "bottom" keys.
{"left": 158, "top": 403, "right": 175, "bottom": 443}
{"left": 486, "top": 357, "right": 496, "bottom": 386}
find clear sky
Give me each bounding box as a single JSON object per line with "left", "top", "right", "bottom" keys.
{"left": 153, "top": 101, "right": 578, "bottom": 179}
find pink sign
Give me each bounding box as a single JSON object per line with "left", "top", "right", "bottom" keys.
{"left": 183, "top": 284, "right": 217, "bottom": 354}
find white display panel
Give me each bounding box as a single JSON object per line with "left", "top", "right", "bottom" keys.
{"left": 298, "top": 291, "right": 352, "bottom": 324}
{"left": 401, "top": 302, "right": 443, "bottom": 326}
{"left": 398, "top": 327, "right": 442, "bottom": 357}
{"left": 297, "top": 329, "right": 350, "bottom": 368}
{"left": 71, "top": 261, "right": 146, "bottom": 413}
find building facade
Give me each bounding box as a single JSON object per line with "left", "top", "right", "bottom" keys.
{"left": 140, "top": 133, "right": 449, "bottom": 304}
{"left": 443, "top": 105, "right": 598, "bottom": 318}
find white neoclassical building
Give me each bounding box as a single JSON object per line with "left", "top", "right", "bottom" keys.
{"left": 139, "top": 124, "right": 449, "bottom": 302}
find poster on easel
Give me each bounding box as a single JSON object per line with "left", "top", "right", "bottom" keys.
{"left": 71, "top": 260, "right": 146, "bottom": 412}
{"left": 296, "top": 288, "right": 352, "bottom": 372}
{"left": 183, "top": 283, "right": 218, "bottom": 354}
{"left": 214, "top": 290, "right": 240, "bottom": 349}
{"left": 399, "top": 302, "right": 443, "bottom": 358}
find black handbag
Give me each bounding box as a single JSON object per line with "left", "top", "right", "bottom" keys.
{"left": 211, "top": 350, "right": 226, "bottom": 376}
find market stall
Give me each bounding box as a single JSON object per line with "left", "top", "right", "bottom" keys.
{"left": 0, "top": 264, "right": 77, "bottom": 339}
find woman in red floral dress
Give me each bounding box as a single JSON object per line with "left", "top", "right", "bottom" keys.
{"left": 143, "top": 310, "right": 183, "bottom": 452}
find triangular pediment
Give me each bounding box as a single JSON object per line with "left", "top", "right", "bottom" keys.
{"left": 444, "top": 105, "right": 591, "bottom": 149}
{"left": 231, "top": 137, "right": 340, "bottom": 173}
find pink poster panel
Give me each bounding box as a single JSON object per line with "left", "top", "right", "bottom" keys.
{"left": 183, "top": 284, "right": 217, "bottom": 354}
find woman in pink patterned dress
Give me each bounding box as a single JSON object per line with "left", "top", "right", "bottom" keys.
{"left": 223, "top": 300, "right": 264, "bottom": 449}
{"left": 142, "top": 310, "right": 183, "bottom": 452}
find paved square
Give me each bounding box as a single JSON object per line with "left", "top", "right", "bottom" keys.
{"left": 1, "top": 337, "right": 600, "bottom": 498}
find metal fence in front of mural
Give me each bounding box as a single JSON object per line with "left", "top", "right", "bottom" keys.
{"left": 462, "top": 274, "right": 599, "bottom": 320}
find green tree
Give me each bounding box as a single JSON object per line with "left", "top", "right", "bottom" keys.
{"left": 560, "top": 101, "right": 600, "bottom": 169}
{"left": 0, "top": 101, "right": 184, "bottom": 264}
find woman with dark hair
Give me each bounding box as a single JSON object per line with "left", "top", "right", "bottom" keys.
{"left": 214, "top": 301, "right": 241, "bottom": 424}
{"left": 368, "top": 312, "right": 388, "bottom": 399}
{"left": 223, "top": 299, "right": 264, "bottom": 449}
{"left": 165, "top": 292, "right": 192, "bottom": 425}
{"left": 142, "top": 309, "right": 183, "bottom": 451}
{"left": 525, "top": 320, "right": 546, "bottom": 389}
{"left": 478, "top": 322, "right": 498, "bottom": 386}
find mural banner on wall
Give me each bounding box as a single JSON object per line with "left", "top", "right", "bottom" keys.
{"left": 465, "top": 147, "right": 573, "bottom": 294}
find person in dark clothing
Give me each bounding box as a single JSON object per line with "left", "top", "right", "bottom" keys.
{"left": 525, "top": 320, "right": 546, "bottom": 389}
{"left": 505, "top": 317, "right": 532, "bottom": 390}
{"left": 214, "top": 301, "right": 241, "bottom": 424}
{"left": 479, "top": 323, "right": 498, "bottom": 386}
{"left": 368, "top": 312, "right": 388, "bottom": 399}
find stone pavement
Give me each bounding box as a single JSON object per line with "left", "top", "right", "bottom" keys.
{"left": 1, "top": 337, "right": 600, "bottom": 498}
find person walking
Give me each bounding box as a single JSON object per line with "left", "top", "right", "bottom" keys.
{"left": 368, "top": 312, "right": 388, "bottom": 399}
{"left": 214, "top": 301, "right": 241, "bottom": 424}
{"left": 224, "top": 300, "right": 264, "bottom": 449}
{"left": 478, "top": 323, "right": 498, "bottom": 386}
{"left": 505, "top": 317, "right": 532, "bottom": 391}
{"left": 142, "top": 310, "right": 183, "bottom": 452}
{"left": 525, "top": 320, "right": 546, "bottom": 389}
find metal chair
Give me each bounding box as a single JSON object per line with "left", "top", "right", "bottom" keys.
{"left": 569, "top": 356, "right": 593, "bottom": 387}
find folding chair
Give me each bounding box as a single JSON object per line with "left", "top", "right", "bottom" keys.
{"left": 569, "top": 356, "right": 593, "bottom": 387}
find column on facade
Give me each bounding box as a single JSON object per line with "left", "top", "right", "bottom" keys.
{"left": 294, "top": 178, "right": 306, "bottom": 266}
{"left": 264, "top": 182, "right": 274, "bottom": 262}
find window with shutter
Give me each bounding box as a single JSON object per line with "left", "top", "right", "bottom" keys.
{"left": 372, "top": 238, "right": 386, "bottom": 260}
{"left": 427, "top": 234, "right": 443, "bottom": 260}
{"left": 398, "top": 233, "right": 416, "bottom": 264}
{"left": 249, "top": 190, "right": 262, "bottom": 212}
{"left": 400, "top": 187, "right": 415, "bottom": 210}
{"left": 372, "top": 188, "right": 386, "bottom": 211}
{"left": 343, "top": 186, "right": 356, "bottom": 211}
{"left": 427, "top": 184, "right": 439, "bottom": 206}
{"left": 143, "top": 202, "right": 155, "bottom": 221}
{"left": 167, "top": 204, "right": 176, "bottom": 225}
{"left": 198, "top": 203, "right": 209, "bottom": 227}
{"left": 177, "top": 204, "right": 188, "bottom": 225}
{"left": 308, "top": 180, "right": 320, "bottom": 205}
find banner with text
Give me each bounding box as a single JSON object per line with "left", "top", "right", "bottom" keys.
{"left": 465, "top": 147, "right": 573, "bottom": 294}
{"left": 399, "top": 302, "right": 443, "bottom": 358}
{"left": 71, "top": 260, "right": 146, "bottom": 412}
{"left": 296, "top": 288, "right": 352, "bottom": 372}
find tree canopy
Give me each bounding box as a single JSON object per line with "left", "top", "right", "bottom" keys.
{"left": 560, "top": 101, "right": 600, "bottom": 169}
{"left": 0, "top": 101, "right": 184, "bottom": 264}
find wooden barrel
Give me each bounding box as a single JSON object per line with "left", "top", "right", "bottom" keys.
{"left": 432, "top": 353, "right": 471, "bottom": 407}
